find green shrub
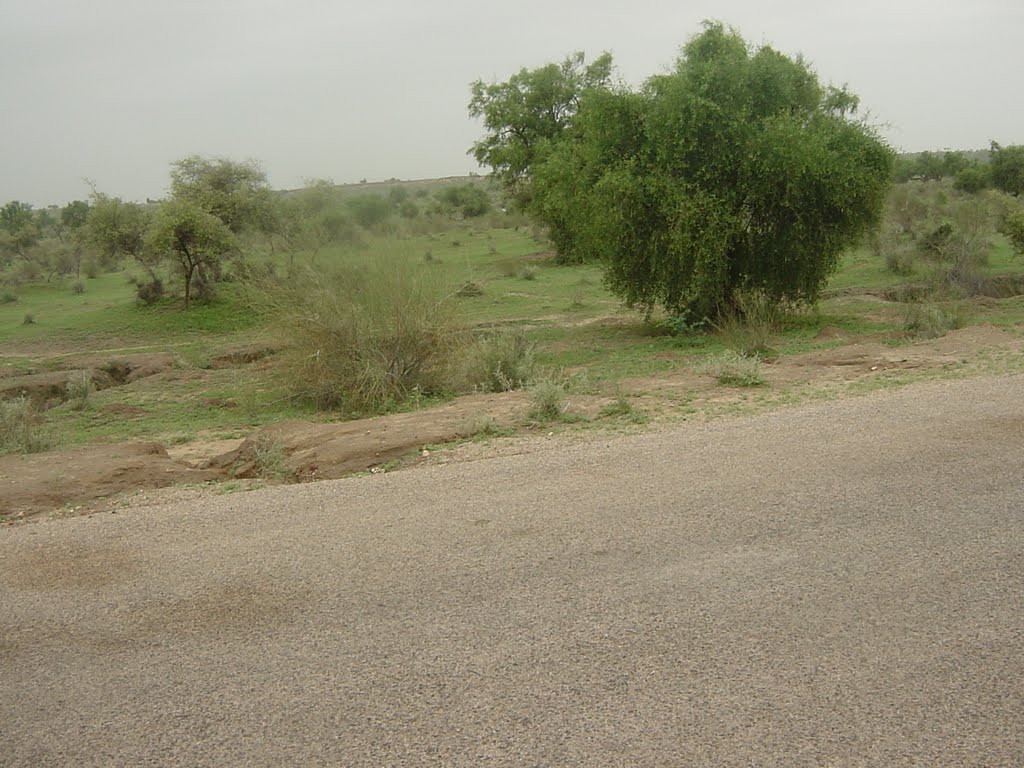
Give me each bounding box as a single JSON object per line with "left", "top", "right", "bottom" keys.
{"left": 528, "top": 380, "right": 566, "bottom": 421}
{"left": 258, "top": 260, "right": 466, "bottom": 412}
{"left": 251, "top": 435, "right": 292, "bottom": 481}
{"left": 701, "top": 351, "right": 766, "bottom": 387}
{"left": 0, "top": 290, "right": 17, "bottom": 304}
{"left": 901, "top": 301, "right": 965, "bottom": 339}
{"left": 71, "top": 280, "right": 85, "bottom": 295}
{"left": 471, "top": 330, "right": 536, "bottom": 392}
{"left": 66, "top": 371, "right": 95, "bottom": 411}
{"left": 135, "top": 278, "right": 164, "bottom": 305}
{"left": 0, "top": 398, "right": 51, "bottom": 455}
{"left": 22, "top": 313, "right": 34, "bottom": 325}
{"left": 712, "top": 289, "right": 778, "bottom": 356}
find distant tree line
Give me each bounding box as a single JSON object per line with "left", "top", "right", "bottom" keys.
{"left": 0, "top": 161, "right": 497, "bottom": 308}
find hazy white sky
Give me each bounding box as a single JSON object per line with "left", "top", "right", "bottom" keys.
{"left": 2, "top": 0, "right": 1021, "bottom": 205}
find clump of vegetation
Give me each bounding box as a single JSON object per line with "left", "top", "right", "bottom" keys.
{"left": 517, "top": 264, "right": 538, "bottom": 281}
{"left": 712, "top": 289, "right": 778, "bottom": 356}
{"left": 0, "top": 398, "right": 51, "bottom": 455}
{"left": 471, "top": 23, "right": 893, "bottom": 317}
{"left": 528, "top": 380, "right": 567, "bottom": 421}
{"left": 456, "top": 280, "right": 483, "bottom": 297}
{"left": 471, "top": 330, "right": 536, "bottom": 392}
{"left": 0, "top": 290, "right": 17, "bottom": 304}
{"left": 702, "top": 351, "right": 766, "bottom": 387}
{"left": 901, "top": 301, "right": 965, "bottom": 340}
{"left": 71, "top": 280, "right": 85, "bottom": 295}
{"left": 22, "top": 312, "right": 35, "bottom": 325}
{"left": 256, "top": 259, "right": 466, "bottom": 413}
{"left": 251, "top": 435, "right": 292, "bottom": 481}
{"left": 66, "top": 371, "right": 95, "bottom": 411}
{"left": 599, "top": 394, "right": 647, "bottom": 424}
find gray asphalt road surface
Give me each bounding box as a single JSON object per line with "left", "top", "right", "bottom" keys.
{"left": 2, "top": 374, "right": 1023, "bottom": 766}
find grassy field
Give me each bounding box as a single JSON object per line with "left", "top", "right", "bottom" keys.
{"left": 2, "top": 197, "right": 1023, "bottom": 455}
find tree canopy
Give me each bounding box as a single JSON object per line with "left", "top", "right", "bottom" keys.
{"left": 990, "top": 142, "right": 1024, "bottom": 197}
{"left": 170, "top": 155, "right": 273, "bottom": 233}
{"left": 469, "top": 51, "right": 614, "bottom": 203}
{"left": 470, "top": 22, "right": 895, "bottom": 319}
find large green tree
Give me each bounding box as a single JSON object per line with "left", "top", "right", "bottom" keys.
{"left": 472, "top": 23, "right": 894, "bottom": 318}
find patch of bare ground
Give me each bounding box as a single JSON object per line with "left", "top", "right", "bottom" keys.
{"left": 0, "top": 442, "right": 220, "bottom": 521}
{"left": 206, "top": 392, "right": 534, "bottom": 481}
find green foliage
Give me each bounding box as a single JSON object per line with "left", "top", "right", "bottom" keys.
{"left": 169, "top": 155, "right": 272, "bottom": 233}
{"left": 147, "top": 200, "right": 235, "bottom": 308}
{"left": 84, "top": 194, "right": 152, "bottom": 272}
{"left": 0, "top": 200, "right": 40, "bottom": 258}
{"left": 1002, "top": 207, "right": 1024, "bottom": 255}
{"left": 345, "top": 193, "right": 392, "bottom": 230}
{"left": 471, "top": 330, "right": 536, "bottom": 391}
{"left": 61, "top": 200, "right": 91, "bottom": 231}
{"left": 66, "top": 370, "right": 95, "bottom": 411}
{"left": 712, "top": 289, "right": 778, "bottom": 356}
{"left": 0, "top": 397, "right": 51, "bottom": 455}
{"left": 251, "top": 435, "right": 292, "bottom": 481}
{"left": 702, "top": 350, "right": 766, "bottom": 387}
{"left": 469, "top": 51, "right": 614, "bottom": 199}
{"left": 432, "top": 184, "right": 492, "bottom": 218}
{"left": 901, "top": 301, "right": 965, "bottom": 339}
{"left": 953, "top": 165, "right": 990, "bottom": 193}
{"left": 528, "top": 380, "right": 567, "bottom": 421}
{"left": 990, "top": 142, "right": 1024, "bottom": 197}
{"left": 253, "top": 260, "right": 466, "bottom": 412}
{"left": 516, "top": 23, "right": 894, "bottom": 317}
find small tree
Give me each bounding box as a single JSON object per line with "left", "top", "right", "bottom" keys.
{"left": 0, "top": 201, "right": 39, "bottom": 260}
{"left": 990, "top": 142, "right": 1024, "bottom": 197}
{"left": 147, "top": 200, "right": 235, "bottom": 308}
{"left": 84, "top": 194, "right": 154, "bottom": 274}
{"left": 169, "top": 155, "right": 272, "bottom": 232}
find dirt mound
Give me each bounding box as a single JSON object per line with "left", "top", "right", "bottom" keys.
{"left": 0, "top": 353, "right": 178, "bottom": 405}
{"left": 207, "top": 392, "right": 530, "bottom": 481}
{"left": 0, "top": 369, "right": 116, "bottom": 404}
{"left": 93, "top": 352, "right": 177, "bottom": 383}
{"left": 0, "top": 442, "right": 221, "bottom": 520}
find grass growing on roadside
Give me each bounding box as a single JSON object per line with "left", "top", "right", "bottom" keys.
{"left": 0, "top": 398, "right": 52, "bottom": 455}
{"left": 701, "top": 351, "right": 766, "bottom": 387}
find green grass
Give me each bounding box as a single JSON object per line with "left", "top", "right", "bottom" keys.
{"left": 3, "top": 210, "right": 1023, "bottom": 455}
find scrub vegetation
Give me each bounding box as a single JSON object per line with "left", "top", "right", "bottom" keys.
{"left": 1, "top": 22, "right": 1022, "bottom": 500}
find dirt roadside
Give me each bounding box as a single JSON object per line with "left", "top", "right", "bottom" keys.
{"left": 2, "top": 324, "right": 1021, "bottom": 521}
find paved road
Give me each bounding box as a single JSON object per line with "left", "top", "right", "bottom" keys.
{"left": 2, "top": 375, "right": 1023, "bottom": 766}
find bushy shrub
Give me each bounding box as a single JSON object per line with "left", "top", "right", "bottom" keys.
{"left": 66, "top": 371, "right": 95, "bottom": 411}
{"left": 528, "top": 380, "right": 566, "bottom": 421}
{"left": 701, "top": 351, "right": 765, "bottom": 387}
{"left": 0, "top": 398, "right": 51, "bottom": 455}
{"left": 135, "top": 278, "right": 164, "bottom": 305}
{"left": 258, "top": 260, "right": 466, "bottom": 412}
{"left": 471, "top": 330, "right": 536, "bottom": 392}
{"left": 712, "top": 289, "right": 778, "bottom": 356}
{"left": 901, "top": 301, "right": 965, "bottom": 339}
{"left": 71, "top": 280, "right": 85, "bottom": 295}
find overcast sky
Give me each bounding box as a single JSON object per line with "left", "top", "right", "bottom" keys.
{"left": 2, "top": 0, "right": 1021, "bottom": 206}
